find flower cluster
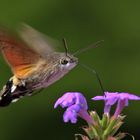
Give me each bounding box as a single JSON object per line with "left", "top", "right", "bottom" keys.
{"left": 54, "top": 91, "right": 140, "bottom": 140}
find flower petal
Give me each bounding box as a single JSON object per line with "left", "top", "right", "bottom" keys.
{"left": 63, "top": 104, "right": 80, "bottom": 123}
{"left": 54, "top": 92, "right": 76, "bottom": 108}
{"left": 119, "top": 93, "right": 140, "bottom": 100}
{"left": 92, "top": 96, "right": 105, "bottom": 100}
{"left": 75, "top": 92, "right": 88, "bottom": 110}
{"left": 63, "top": 110, "right": 77, "bottom": 123}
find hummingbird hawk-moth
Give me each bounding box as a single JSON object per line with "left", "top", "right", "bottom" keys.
{"left": 0, "top": 24, "right": 78, "bottom": 106}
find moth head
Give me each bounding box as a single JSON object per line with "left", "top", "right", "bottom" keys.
{"left": 59, "top": 53, "right": 78, "bottom": 70}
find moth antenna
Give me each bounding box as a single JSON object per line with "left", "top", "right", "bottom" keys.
{"left": 62, "top": 38, "right": 68, "bottom": 56}
{"left": 73, "top": 40, "right": 104, "bottom": 56}
{"left": 79, "top": 63, "right": 105, "bottom": 94}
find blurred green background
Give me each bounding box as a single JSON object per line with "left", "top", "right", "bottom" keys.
{"left": 0, "top": 0, "right": 140, "bottom": 139}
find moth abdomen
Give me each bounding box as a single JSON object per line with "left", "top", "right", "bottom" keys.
{"left": 0, "top": 79, "right": 29, "bottom": 107}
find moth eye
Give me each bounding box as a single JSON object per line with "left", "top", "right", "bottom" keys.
{"left": 61, "top": 59, "right": 68, "bottom": 65}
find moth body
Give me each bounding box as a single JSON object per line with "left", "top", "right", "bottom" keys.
{"left": 0, "top": 24, "right": 78, "bottom": 106}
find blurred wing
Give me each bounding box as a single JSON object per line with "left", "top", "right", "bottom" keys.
{"left": 0, "top": 28, "right": 41, "bottom": 78}
{"left": 18, "top": 23, "right": 59, "bottom": 58}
